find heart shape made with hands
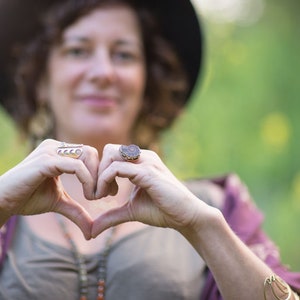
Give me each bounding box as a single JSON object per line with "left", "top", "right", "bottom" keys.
{"left": 58, "top": 168, "right": 135, "bottom": 241}
{"left": 18, "top": 141, "right": 187, "bottom": 241}
{"left": 54, "top": 143, "right": 152, "bottom": 240}
{"left": 57, "top": 164, "right": 165, "bottom": 240}
{"left": 8, "top": 142, "right": 136, "bottom": 241}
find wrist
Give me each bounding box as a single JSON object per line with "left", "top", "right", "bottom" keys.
{"left": 178, "top": 200, "right": 225, "bottom": 253}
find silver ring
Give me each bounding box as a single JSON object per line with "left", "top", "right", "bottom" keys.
{"left": 57, "top": 142, "right": 83, "bottom": 159}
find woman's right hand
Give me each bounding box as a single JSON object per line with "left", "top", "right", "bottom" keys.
{"left": 0, "top": 139, "right": 98, "bottom": 239}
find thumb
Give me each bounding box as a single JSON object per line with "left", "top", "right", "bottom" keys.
{"left": 91, "top": 205, "right": 131, "bottom": 238}
{"left": 55, "top": 194, "right": 93, "bottom": 240}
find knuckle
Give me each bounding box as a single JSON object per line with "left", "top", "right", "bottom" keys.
{"left": 103, "top": 143, "right": 114, "bottom": 153}
{"left": 82, "top": 145, "right": 98, "bottom": 158}
{"left": 39, "top": 138, "right": 56, "bottom": 147}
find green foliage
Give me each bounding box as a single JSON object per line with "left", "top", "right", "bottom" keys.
{"left": 163, "top": 0, "right": 300, "bottom": 270}
{"left": 0, "top": 109, "right": 27, "bottom": 172}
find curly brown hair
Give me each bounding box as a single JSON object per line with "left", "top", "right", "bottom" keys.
{"left": 14, "top": 0, "right": 189, "bottom": 149}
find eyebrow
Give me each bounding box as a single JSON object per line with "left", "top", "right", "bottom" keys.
{"left": 61, "top": 36, "right": 90, "bottom": 44}
{"left": 114, "top": 39, "right": 143, "bottom": 49}
{"left": 62, "top": 35, "right": 143, "bottom": 49}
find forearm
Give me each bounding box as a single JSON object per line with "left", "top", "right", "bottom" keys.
{"left": 181, "top": 207, "right": 295, "bottom": 300}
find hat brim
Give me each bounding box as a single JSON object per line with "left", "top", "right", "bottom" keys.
{"left": 0, "top": 0, "right": 203, "bottom": 112}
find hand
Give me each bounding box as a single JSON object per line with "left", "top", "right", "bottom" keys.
{"left": 0, "top": 140, "right": 210, "bottom": 240}
{"left": 0, "top": 139, "right": 99, "bottom": 239}
{"left": 91, "top": 144, "right": 207, "bottom": 237}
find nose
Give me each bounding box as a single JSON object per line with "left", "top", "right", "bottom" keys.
{"left": 87, "top": 49, "right": 116, "bottom": 86}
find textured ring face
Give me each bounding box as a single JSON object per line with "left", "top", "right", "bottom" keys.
{"left": 57, "top": 143, "right": 83, "bottom": 159}
{"left": 119, "top": 144, "right": 141, "bottom": 161}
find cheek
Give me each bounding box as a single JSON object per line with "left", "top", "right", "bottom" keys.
{"left": 47, "top": 67, "right": 81, "bottom": 108}
{"left": 51, "top": 66, "right": 81, "bottom": 92}
{"left": 122, "top": 66, "right": 146, "bottom": 100}
{"left": 123, "top": 72, "right": 145, "bottom": 117}
{"left": 48, "top": 54, "right": 84, "bottom": 92}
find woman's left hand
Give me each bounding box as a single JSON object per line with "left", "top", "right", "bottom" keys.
{"left": 91, "top": 144, "right": 211, "bottom": 237}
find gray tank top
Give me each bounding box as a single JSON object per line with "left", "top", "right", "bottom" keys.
{"left": 0, "top": 217, "right": 206, "bottom": 299}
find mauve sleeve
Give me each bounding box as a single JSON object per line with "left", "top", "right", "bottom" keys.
{"left": 0, "top": 216, "right": 17, "bottom": 268}
{"left": 200, "top": 174, "right": 300, "bottom": 300}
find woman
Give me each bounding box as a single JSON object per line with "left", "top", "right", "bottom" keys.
{"left": 0, "top": 0, "right": 299, "bottom": 299}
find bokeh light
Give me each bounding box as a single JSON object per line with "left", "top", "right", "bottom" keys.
{"left": 192, "top": 0, "right": 265, "bottom": 25}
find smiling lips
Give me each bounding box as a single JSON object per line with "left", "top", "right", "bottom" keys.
{"left": 78, "top": 94, "right": 118, "bottom": 110}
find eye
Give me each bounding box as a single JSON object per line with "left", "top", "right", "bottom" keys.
{"left": 63, "top": 46, "right": 90, "bottom": 58}
{"left": 113, "top": 50, "right": 136, "bottom": 61}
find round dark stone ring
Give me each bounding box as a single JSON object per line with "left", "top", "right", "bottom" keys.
{"left": 119, "top": 144, "right": 141, "bottom": 161}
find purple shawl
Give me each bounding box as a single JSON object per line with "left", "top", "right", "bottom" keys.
{"left": 0, "top": 215, "right": 17, "bottom": 266}
{"left": 200, "top": 174, "right": 300, "bottom": 299}
{"left": 1, "top": 174, "right": 300, "bottom": 298}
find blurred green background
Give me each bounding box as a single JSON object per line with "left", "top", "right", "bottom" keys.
{"left": 163, "top": 0, "right": 300, "bottom": 270}
{"left": 0, "top": 0, "right": 299, "bottom": 270}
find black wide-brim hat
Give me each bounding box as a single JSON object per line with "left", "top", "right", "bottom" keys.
{"left": 0, "top": 0, "right": 204, "bottom": 115}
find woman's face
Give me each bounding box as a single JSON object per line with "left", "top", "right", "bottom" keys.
{"left": 40, "top": 4, "right": 146, "bottom": 144}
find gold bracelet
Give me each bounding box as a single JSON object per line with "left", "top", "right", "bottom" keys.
{"left": 264, "top": 274, "right": 299, "bottom": 300}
